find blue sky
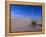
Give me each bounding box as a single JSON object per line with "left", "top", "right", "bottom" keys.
{"left": 10, "top": 4, "right": 42, "bottom": 19}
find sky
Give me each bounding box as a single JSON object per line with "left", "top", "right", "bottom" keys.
{"left": 10, "top": 4, "right": 42, "bottom": 19}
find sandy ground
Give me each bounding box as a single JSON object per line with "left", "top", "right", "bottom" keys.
{"left": 11, "top": 18, "right": 42, "bottom": 32}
